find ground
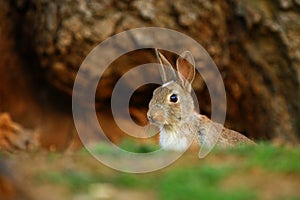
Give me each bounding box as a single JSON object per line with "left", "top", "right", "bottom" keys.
{"left": 1, "top": 142, "right": 300, "bottom": 200}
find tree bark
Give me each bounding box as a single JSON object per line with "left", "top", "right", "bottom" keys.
{"left": 6, "top": 0, "right": 300, "bottom": 143}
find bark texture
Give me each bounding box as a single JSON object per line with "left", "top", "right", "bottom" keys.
{"left": 2, "top": 0, "right": 300, "bottom": 144}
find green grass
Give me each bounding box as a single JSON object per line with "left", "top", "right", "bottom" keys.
{"left": 80, "top": 139, "right": 160, "bottom": 155}
{"left": 252, "top": 144, "right": 300, "bottom": 173}
{"left": 35, "top": 170, "right": 101, "bottom": 192}
{"left": 119, "top": 139, "right": 160, "bottom": 153}
{"left": 159, "top": 165, "right": 255, "bottom": 200}
{"left": 220, "top": 142, "right": 300, "bottom": 173}
{"left": 34, "top": 141, "right": 300, "bottom": 199}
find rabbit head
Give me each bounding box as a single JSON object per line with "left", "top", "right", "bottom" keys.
{"left": 147, "top": 49, "right": 196, "bottom": 129}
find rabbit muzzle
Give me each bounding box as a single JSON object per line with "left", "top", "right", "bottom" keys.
{"left": 147, "top": 105, "right": 167, "bottom": 126}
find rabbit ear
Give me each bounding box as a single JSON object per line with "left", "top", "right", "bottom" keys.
{"left": 155, "top": 49, "right": 177, "bottom": 83}
{"left": 176, "top": 51, "right": 195, "bottom": 92}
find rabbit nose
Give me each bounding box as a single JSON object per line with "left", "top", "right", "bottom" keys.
{"left": 147, "top": 111, "right": 154, "bottom": 122}
{"left": 147, "top": 108, "right": 165, "bottom": 124}
{"left": 147, "top": 115, "right": 154, "bottom": 123}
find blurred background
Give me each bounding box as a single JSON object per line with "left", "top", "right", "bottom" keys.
{"left": 0, "top": 0, "right": 299, "bottom": 199}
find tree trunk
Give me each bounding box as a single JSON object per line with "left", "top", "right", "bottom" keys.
{"left": 3, "top": 0, "right": 300, "bottom": 144}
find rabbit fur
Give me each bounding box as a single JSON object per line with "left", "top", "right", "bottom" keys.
{"left": 147, "top": 49, "right": 255, "bottom": 152}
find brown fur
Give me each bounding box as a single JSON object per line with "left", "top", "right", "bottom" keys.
{"left": 147, "top": 49, "right": 254, "bottom": 153}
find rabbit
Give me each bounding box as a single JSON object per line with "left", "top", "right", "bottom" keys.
{"left": 147, "top": 49, "right": 255, "bottom": 154}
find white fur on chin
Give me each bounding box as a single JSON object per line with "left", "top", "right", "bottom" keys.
{"left": 159, "top": 128, "right": 189, "bottom": 151}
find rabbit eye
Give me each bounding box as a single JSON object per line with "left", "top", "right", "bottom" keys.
{"left": 169, "top": 94, "right": 178, "bottom": 103}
